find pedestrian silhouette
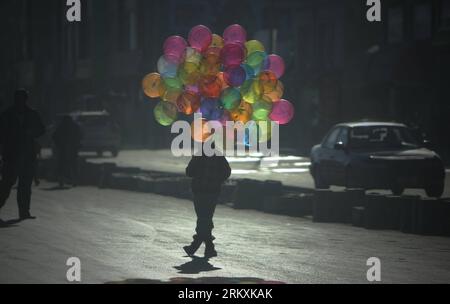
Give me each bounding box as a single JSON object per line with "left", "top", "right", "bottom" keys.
{"left": 0, "top": 89, "right": 45, "bottom": 221}
{"left": 184, "top": 143, "right": 231, "bottom": 258}
{"left": 52, "top": 115, "right": 82, "bottom": 188}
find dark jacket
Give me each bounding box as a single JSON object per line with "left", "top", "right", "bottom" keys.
{"left": 186, "top": 155, "right": 231, "bottom": 194}
{"left": 0, "top": 105, "right": 45, "bottom": 162}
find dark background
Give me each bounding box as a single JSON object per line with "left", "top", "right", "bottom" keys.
{"left": 0, "top": 0, "right": 449, "bottom": 161}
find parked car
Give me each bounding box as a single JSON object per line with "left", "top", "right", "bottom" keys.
{"left": 310, "top": 122, "right": 445, "bottom": 198}
{"left": 48, "top": 111, "right": 121, "bottom": 157}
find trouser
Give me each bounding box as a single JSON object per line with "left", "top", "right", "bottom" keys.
{"left": 193, "top": 193, "right": 219, "bottom": 242}
{"left": 0, "top": 159, "right": 34, "bottom": 217}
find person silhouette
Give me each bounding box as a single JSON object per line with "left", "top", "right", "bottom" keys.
{"left": 0, "top": 89, "right": 45, "bottom": 221}
{"left": 184, "top": 142, "right": 231, "bottom": 258}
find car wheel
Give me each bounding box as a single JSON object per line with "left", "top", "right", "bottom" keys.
{"left": 391, "top": 184, "right": 404, "bottom": 196}
{"left": 313, "top": 165, "right": 329, "bottom": 190}
{"left": 425, "top": 182, "right": 444, "bottom": 198}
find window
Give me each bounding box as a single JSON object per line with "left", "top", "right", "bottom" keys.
{"left": 388, "top": 7, "right": 404, "bottom": 44}
{"left": 336, "top": 127, "right": 349, "bottom": 146}
{"left": 323, "top": 128, "right": 341, "bottom": 149}
{"left": 413, "top": 3, "right": 432, "bottom": 40}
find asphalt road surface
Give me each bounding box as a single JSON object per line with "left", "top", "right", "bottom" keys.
{"left": 55, "top": 149, "right": 450, "bottom": 197}
{"left": 1, "top": 182, "right": 450, "bottom": 284}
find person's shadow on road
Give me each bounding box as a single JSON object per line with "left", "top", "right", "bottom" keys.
{"left": 0, "top": 218, "right": 22, "bottom": 228}
{"left": 174, "top": 256, "right": 221, "bottom": 274}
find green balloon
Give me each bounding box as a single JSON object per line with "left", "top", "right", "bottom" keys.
{"left": 154, "top": 101, "right": 178, "bottom": 126}
{"left": 252, "top": 96, "right": 273, "bottom": 121}
{"left": 221, "top": 88, "right": 241, "bottom": 111}
{"left": 163, "top": 77, "right": 183, "bottom": 90}
{"left": 246, "top": 51, "right": 266, "bottom": 70}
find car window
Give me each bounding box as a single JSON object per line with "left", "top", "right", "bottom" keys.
{"left": 323, "top": 128, "right": 341, "bottom": 149}
{"left": 349, "top": 126, "right": 419, "bottom": 149}
{"left": 336, "top": 127, "right": 349, "bottom": 146}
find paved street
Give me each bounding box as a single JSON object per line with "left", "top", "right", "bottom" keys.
{"left": 1, "top": 182, "right": 450, "bottom": 284}
{"left": 43, "top": 149, "right": 450, "bottom": 197}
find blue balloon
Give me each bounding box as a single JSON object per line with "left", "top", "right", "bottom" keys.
{"left": 199, "top": 98, "right": 224, "bottom": 121}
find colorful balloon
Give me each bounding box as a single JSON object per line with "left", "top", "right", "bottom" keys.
{"left": 142, "top": 73, "right": 164, "bottom": 98}
{"left": 230, "top": 101, "right": 253, "bottom": 124}
{"left": 265, "top": 80, "right": 284, "bottom": 102}
{"left": 269, "top": 99, "right": 294, "bottom": 125}
{"left": 220, "top": 43, "right": 245, "bottom": 67}
{"left": 240, "top": 79, "right": 262, "bottom": 104}
{"left": 157, "top": 56, "right": 178, "bottom": 78}
{"left": 178, "top": 61, "right": 200, "bottom": 85}
{"left": 184, "top": 47, "right": 202, "bottom": 64}
{"left": 199, "top": 75, "right": 222, "bottom": 98}
{"left": 144, "top": 24, "right": 294, "bottom": 129}
{"left": 220, "top": 88, "right": 241, "bottom": 111}
{"left": 252, "top": 96, "right": 273, "bottom": 121}
{"left": 246, "top": 51, "right": 266, "bottom": 72}
{"left": 264, "top": 54, "right": 285, "bottom": 79}
{"left": 245, "top": 40, "right": 265, "bottom": 56}
{"left": 241, "top": 64, "right": 255, "bottom": 80}
{"left": 259, "top": 70, "right": 278, "bottom": 94}
{"left": 188, "top": 25, "right": 213, "bottom": 52}
{"left": 223, "top": 24, "right": 247, "bottom": 45}
{"left": 176, "top": 91, "right": 201, "bottom": 115}
{"left": 154, "top": 101, "right": 178, "bottom": 126}
{"left": 211, "top": 34, "right": 224, "bottom": 49}
{"left": 223, "top": 65, "right": 246, "bottom": 87}
{"left": 199, "top": 98, "right": 224, "bottom": 121}
{"left": 163, "top": 36, "right": 187, "bottom": 64}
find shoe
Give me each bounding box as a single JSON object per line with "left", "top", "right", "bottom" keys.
{"left": 19, "top": 214, "right": 37, "bottom": 221}
{"left": 183, "top": 236, "right": 202, "bottom": 256}
{"left": 204, "top": 241, "right": 218, "bottom": 259}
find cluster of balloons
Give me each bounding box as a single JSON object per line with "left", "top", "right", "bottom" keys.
{"left": 142, "top": 24, "right": 294, "bottom": 141}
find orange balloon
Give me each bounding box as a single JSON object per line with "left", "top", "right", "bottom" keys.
{"left": 176, "top": 91, "right": 201, "bottom": 115}
{"left": 199, "top": 75, "right": 222, "bottom": 98}
{"left": 142, "top": 73, "right": 164, "bottom": 98}
{"left": 203, "top": 47, "right": 221, "bottom": 65}
{"left": 259, "top": 70, "right": 278, "bottom": 94}
{"left": 230, "top": 101, "right": 253, "bottom": 124}
{"left": 265, "top": 80, "right": 284, "bottom": 102}
{"left": 217, "top": 72, "right": 230, "bottom": 90}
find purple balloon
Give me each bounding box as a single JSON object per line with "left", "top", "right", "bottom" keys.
{"left": 224, "top": 65, "right": 246, "bottom": 87}
{"left": 223, "top": 24, "right": 247, "bottom": 45}
{"left": 264, "top": 54, "right": 286, "bottom": 79}
{"left": 269, "top": 99, "right": 294, "bottom": 125}
{"left": 188, "top": 25, "right": 213, "bottom": 52}
{"left": 163, "top": 36, "right": 187, "bottom": 64}
{"left": 220, "top": 43, "right": 245, "bottom": 67}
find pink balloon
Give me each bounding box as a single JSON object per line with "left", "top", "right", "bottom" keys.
{"left": 188, "top": 25, "right": 213, "bottom": 52}
{"left": 269, "top": 99, "right": 294, "bottom": 125}
{"left": 223, "top": 24, "right": 247, "bottom": 45}
{"left": 220, "top": 43, "right": 245, "bottom": 67}
{"left": 264, "top": 54, "right": 286, "bottom": 79}
{"left": 163, "top": 36, "right": 187, "bottom": 64}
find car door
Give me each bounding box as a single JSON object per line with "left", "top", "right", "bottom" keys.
{"left": 329, "top": 127, "right": 350, "bottom": 186}
{"left": 319, "top": 127, "right": 342, "bottom": 185}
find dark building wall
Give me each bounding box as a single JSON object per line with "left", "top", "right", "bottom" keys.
{"left": 0, "top": 0, "right": 449, "bottom": 160}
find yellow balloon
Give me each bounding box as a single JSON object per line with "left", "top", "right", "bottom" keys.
{"left": 245, "top": 40, "right": 265, "bottom": 56}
